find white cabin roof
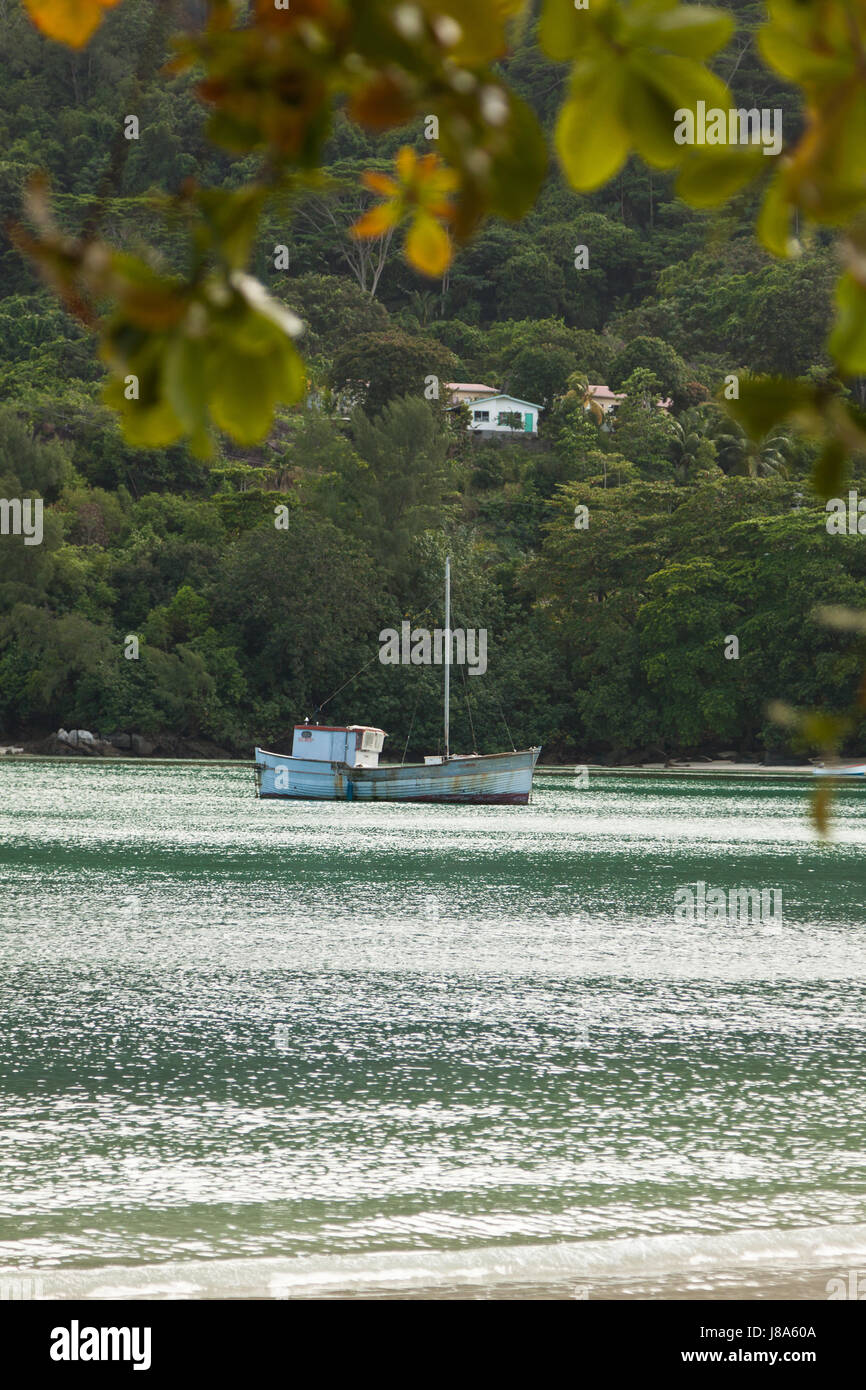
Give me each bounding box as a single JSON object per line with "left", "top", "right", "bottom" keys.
{"left": 294, "top": 724, "right": 386, "bottom": 736}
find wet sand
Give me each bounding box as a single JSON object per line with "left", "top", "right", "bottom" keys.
{"left": 331, "top": 1267, "right": 851, "bottom": 1300}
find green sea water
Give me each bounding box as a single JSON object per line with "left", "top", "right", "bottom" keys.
{"left": 1, "top": 761, "right": 865, "bottom": 1298}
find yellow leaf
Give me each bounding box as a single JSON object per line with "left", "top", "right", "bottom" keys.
{"left": 24, "top": 0, "right": 121, "bottom": 48}
{"left": 395, "top": 146, "right": 418, "bottom": 182}
{"left": 361, "top": 171, "right": 400, "bottom": 197}
{"left": 425, "top": 199, "right": 456, "bottom": 221}
{"left": 104, "top": 384, "right": 185, "bottom": 448}
{"left": 556, "top": 67, "right": 631, "bottom": 192}
{"left": 416, "top": 154, "right": 459, "bottom": 205}
{"left": 405, "top": 214, "right": 452, "bottom": 277}
{"left": 351, "top": 204, "right": 400, "bottom": 240}
{"left": 757, "top": 171, "right": 799, "bottom": 257}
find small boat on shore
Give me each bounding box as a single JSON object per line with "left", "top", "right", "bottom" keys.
{"left": 813, "top": 763, "right": 866, "bottom": 776}
{"left": 255, "top": 558, "right": 541, "bottom": 804}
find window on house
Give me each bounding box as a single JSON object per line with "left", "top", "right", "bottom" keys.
{"left": 473, "top": 410, "right": 489, "bottom": 421}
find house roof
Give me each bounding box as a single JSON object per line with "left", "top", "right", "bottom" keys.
{"left": 586, "top": 384, "right": 624, "bottom": 402}
{"left": 585, "top": 383, "right": 671, "bottom": 409}
{"left": 467, "top": 393, "right": 542, "bottom": 411}
{"left": 446, "top": 382, "right": 498, "bottom": 394}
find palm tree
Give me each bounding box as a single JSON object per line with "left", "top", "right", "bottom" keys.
{"left": 752, "top": 429, "right": 793, "bottom": 478}
{"left": 669, "top": 407, "right": 716, "bottom": 483}
{"left": 711, "top": 417, "right": 792, "bottom": 478}
{"left": 408, "top": 290, "right": 438, "bottom": 327}
{"left": 565, "top": 372, "right": 606, "bottom": 423}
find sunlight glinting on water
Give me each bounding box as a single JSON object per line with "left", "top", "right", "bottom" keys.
{"left": 1, "top": 763, "right": 865, "bottom": 1296}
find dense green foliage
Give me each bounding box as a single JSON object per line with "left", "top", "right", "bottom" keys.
{"left": 1, "top": 0, "right": 865, "bottom": 759}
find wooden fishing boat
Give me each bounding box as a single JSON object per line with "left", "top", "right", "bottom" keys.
{"left": 255, "top": 558, "right": 541, "bottom": 804}
{"left": 255, "top": 734, "right": 540, "bottom": 803}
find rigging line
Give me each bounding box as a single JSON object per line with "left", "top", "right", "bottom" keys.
{"left": 401, "top": 679, "right": 423, "bottom": 766}
{"left": 453, "top": 597, "right": 514, "bottom": 750}
{"left": 310, "top": 650, "right": 381, "bottom": 722}
{"left": 493, "top": 688, "right": 517, "bottom": 753}
{"left": 459, "top": 660, "right": 478, "bottom": 753}
{"left": 449, "top": 570, "right": 518, "bottom": 753}
{"left": 449, "top": 582, "right": 505, "bottom": 753}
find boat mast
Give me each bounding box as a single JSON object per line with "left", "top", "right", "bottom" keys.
{"left": 444, "top": 555, "right": 450, "bottom": 761}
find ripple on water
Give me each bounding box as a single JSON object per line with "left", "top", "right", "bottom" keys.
{"left": 0, "top": 763, "right": 865, "bottom": 1276}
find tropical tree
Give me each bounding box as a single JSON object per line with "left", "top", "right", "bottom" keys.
{"left": 348, "top": 397, "right": 456, "bottom": 570}
{"left": 12, "top": 0, "right": 866, "bottom": 806}
{"left": 668, "top": 408, "right": 719, "bottom": 484}
{"left": 505, "top": 342, "right": 574, "bottom": 411}
{"left": 563, "top": 372, "right": 606, "bottom": 425}
{"left": 711, "top": 418, "right": 793, "bottom": 480}
{"left": 406, "top": 290, "right": 438, "bottom": 328}
{"left": 611, "top": 369, "right": 677, "bottom": 477}
{"left": 330, "top": 330, "right": 457, "bottom": 419}
{"left": 608, "top": 336, "right": 689, "bottom": 400}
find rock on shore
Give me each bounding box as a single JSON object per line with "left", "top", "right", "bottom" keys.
{"left": 20, "top": 729, "right": 235, "bottom": 759}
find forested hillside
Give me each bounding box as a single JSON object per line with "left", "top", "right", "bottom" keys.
{"left": 1, "top": 0, "right": 864, "bottom": 761}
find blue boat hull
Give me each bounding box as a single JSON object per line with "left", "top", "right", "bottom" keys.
{"left": 255, "top": 747, "right": 541, "bottom": 803}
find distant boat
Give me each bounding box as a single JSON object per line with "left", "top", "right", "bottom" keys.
{"left": 255, "top": 558, "right": 541, "bottom": 804}
{"left": 813, "top": 763, "right": 866, "bottom": 777}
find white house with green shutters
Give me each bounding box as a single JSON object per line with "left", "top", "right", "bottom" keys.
{"left": 462, "top": 392, "right": 541, "bottom": 435}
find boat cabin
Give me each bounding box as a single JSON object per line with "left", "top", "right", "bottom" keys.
{"left": 291, "top": 724, "right": 387, "bottom": 768}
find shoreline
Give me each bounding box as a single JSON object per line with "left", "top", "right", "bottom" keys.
{"left": 0, "top": 754, "right": 826, "bottom": 777}
{"left": 7, "top": 1228, "right": 862, "bottom": 1301}
{"left": 541, "top": 762, "right": 819, "bottom": 778}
